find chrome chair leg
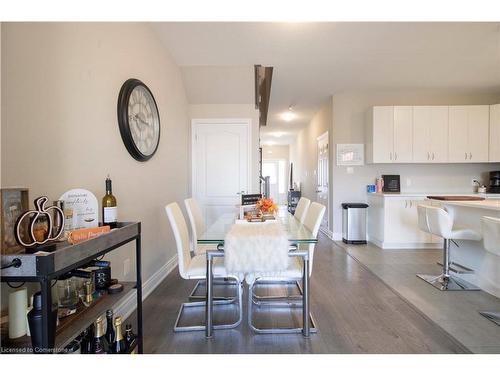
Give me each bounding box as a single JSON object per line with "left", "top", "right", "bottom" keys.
{"left": 252, "top": 279, "right": 303, "bottom": 307}
{"left": 174, "top": 277, "right": 243, "bottom": 332}
{"left": 188, "top": 278, "right": 238, "bottom": 302}
{"left": 247, "top": 278, "right": 317, "bottom": 334}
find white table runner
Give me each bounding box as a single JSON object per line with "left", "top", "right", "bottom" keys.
{"left": 224, "top": 222, "right": 289, "bottom": 276}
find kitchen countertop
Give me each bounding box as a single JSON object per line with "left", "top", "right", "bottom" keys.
{"left": 368, "top": 192, "right": 500, "bottom": 198}
{"left": 438, "top": 199, "right": 500, "bottom": 211}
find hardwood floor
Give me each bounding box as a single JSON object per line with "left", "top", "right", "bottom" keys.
{"left": 130, "top": 233, "right": 469, "bottom": 353}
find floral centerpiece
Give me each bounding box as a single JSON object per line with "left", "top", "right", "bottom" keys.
{"left": 256, "top": 198, "right": 278, "bottom": 215}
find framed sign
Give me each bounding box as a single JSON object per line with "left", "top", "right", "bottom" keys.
{"left": 336, "top": 144, "right": 364, "bottom": 166}
{"left": 1, "top": 188, "right": 29, "bottom": 254}
{"left": 59, "top": 189, "right": 99, "bottom": 231}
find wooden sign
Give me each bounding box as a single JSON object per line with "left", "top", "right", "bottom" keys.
{"left": 68, "top": 226, "right": 111, "bottom": 244}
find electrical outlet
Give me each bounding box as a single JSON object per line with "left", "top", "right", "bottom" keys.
{"left": 123, "top": 258, "right": 130, "bottom": 277}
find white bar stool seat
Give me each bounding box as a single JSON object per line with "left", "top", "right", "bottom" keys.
{"left": 416, "top": 204, "right": 481, "bottom": 291}
{"left": 479, "top": 216, "right": 500, "bottom": 325}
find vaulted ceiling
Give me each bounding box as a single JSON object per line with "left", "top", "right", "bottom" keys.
{"left": 152, "top": 22, "right": 500, "bottom": 145}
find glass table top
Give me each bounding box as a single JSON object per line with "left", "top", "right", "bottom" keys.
{"left": 197, "top": 210, "right": 318, "bottom": 244}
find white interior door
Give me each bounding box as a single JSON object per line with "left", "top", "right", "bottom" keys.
{"left": 192, "top": 119, "right": 250, "bottom": 227}
{"left": 317, "top": 132, "right": 329, "bottom": 231}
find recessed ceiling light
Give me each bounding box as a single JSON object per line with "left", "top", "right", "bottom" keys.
{"left": 281, "top": 106, "right": 296, "bottom": 122}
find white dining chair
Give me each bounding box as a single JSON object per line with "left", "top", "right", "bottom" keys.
{"left": 184, "top": 198, "right": 211, "bottom": 255}
{"left": 184, "top": 197, "right": 234, "bottom": 301}
{"left": 248, "top": 201, "right": 326, "bottom": 334}
{"left": 294, "top": 197, "right": 311, "bottom": 223}
{"left": 165, "top": 202, "right": 243, "bottom": 332}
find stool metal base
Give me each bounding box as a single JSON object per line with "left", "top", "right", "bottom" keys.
{"left": 417, "top": 273, "right": 480, "bottom": 291}
{"left": 479, "top": 311, "right": 500, "bottom": 327}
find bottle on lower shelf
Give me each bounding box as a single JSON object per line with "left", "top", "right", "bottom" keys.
{"left": 92, "top": 316, "right": 109, "bottom": 354}
{"left": 125, "top": 324, "right": 137, "bottom": 354}
{"left": 112, "top": 316, "right": 126, "bottom": 354}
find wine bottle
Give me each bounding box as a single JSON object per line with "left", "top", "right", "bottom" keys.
{"left": 124, "top": 324, "right": 137, "bottom": 353}
{"left": 105, "top": 309, "right": 115, "bottom": 353}
{"left": 102, "top": 175, "right": 117, "bottom": 229}
{"left": 93, "top": 316, "right": 109, "bottom": 354}
{"left": 113, "top": 316, "right": 126, "bottom": 354}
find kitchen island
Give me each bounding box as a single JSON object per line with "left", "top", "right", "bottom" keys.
{"left": 437, "top": 199, "right": 500, "bottom": 298}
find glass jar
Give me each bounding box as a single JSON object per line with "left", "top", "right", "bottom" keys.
{"left": 57, "top": 278, "right": 79, "bottom": 309}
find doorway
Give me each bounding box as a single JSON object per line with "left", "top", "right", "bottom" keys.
{"left": 262, "top": 159, "right": 287, "bottom": 205}
{"left": 317, "top": 131, "right": 329, "bottom": 232}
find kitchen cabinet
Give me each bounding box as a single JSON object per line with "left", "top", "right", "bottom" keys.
{"left": 393, "top": 106, "right": 413, "bottom": 162}
{"left": 412, "top": 106, "right": 449, "bottom": 163}
{"left": 366, "top": 106, "right": 412, "bottom": 163}
{"left": 489, "top": 104, "right": 500, "bottom": 162}
{"left": 367, "top": 194, "right": 439, "bottom": 249}
{"left": 367, "top": 106, "right": 394, "bottom": 163}
{"left": 448, "top": 105, "right": 489, "bottom": 163}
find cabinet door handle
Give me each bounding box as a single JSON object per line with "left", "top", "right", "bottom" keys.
{"left": 394, "top": 152, "right": 397, "bottom": 160}
{"left": 405, "top": 200, "right": 408, "bottom": 208}
{"left": 427, "top": 152, "right": 430, "bottom": 160}
{"left": 390, "top": 152, "right": 392, "bottom": 160}
{"left": 432, "top": 153, "right": 435, "bottom": 160}
{"left": 469, "top": 152, "right": 472, "bottom": 160}
{"left": 410, "top": 200, "right": 413, "bottom": 208}
{"left": 465, "top": 152, "right": 468, "bottom": 160}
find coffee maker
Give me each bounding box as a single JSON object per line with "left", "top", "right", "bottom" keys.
{"left": 489, "top": 171, "right": 500, "bottom": 193}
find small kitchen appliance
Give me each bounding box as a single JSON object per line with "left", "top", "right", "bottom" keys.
{"left": 489, "top": 171, "right": 500, "bottom": 193}
{"left": 382, "top": 175, "right": 400, "bottom": 193}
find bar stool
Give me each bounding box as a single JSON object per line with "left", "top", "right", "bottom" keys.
{"left": 479, "top": 216, "right": 500, "bottom": 325}
{"left": 416, "top": 204, "right": 481, "bottom": 291}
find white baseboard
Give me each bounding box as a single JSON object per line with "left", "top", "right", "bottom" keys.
{"left": 320, "top": 227, "right": 334, "bottom": 239}
{"left": 115, "top": 255, "right": 178, "bottom": 319}
{"left": 332, "top": 232, "right": 343, "bottom": 241}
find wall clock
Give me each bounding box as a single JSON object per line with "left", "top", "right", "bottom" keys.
{"left": 117, "top": 78, "right": 160, "bottom": 162}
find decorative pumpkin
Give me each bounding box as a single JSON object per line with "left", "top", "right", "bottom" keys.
{"left": 14, "top": 196, "right": 64, "bottom": 247}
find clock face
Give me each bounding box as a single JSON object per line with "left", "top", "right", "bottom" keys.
{"left": 117, "top": 79, "right": 161, "bottom": 161}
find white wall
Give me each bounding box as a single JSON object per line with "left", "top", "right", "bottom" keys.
{"left": 189, "top": 103, "right": 260, "bottom": 193}
{"left": 330, "top": 90, "right": 500, "bottom": 238}
{"left": 262, "top": 145, "right": 290, "bottom": 204}
{"left": 290, "top": 100, "right": 333, "bottom": 231}
{"left": 1, "top": 22, "right": 190, "bottom": 303}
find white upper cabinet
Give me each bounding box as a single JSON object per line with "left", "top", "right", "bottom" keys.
{"left": 367, "top": 106, "right": 394, "bottom": 163}
{"left": 366, "top": 106, "right": 412, "bottom": 163}
{"left": 448, "top": 105, "right": 489, "bottom": 163}
{"left": 412, "top": 106, "right": 448, "bottom": 163}
{"left": 489, "top": 104, "right": 500, "bottom": 162}
{"left": 367, "top": 104, "right": 490, "bottom": 164}
{"left": 393, "top": 106, "right": 413, "bottom": 163}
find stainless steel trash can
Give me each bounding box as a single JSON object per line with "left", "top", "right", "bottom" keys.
{"left": 342, "top": 203, "right": 369, "bottom": 244}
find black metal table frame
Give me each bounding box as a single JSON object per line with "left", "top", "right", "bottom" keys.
{"left": 1, "top": 228, "right": 143, "bottom": 354}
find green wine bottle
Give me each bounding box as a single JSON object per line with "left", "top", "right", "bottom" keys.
{"left": 102, "top": 175, "right": 117, "bottom": 229}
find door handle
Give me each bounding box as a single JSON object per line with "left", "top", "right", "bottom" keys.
{"left": 394, "top": 152, "right": 397, "bottom": 160}
{"left": 469, "top": 152, "right": 472, "bottom": 160}
{"left": 405, "top": 200, "right": 408, "bottom": 208}
{"left": 410, "top": 201, "right": 413, "bottom": 208}
{"left": 465, "top": 152, "right": 468, "bottom": 160}
{"left": 432, "top": 153, "right": 435, "bottom": 160}
{"left": 427, "top": 152, "right": 430, "bottom": 160}
{"left": 390, "top": 152, "right": 392, "bottom": 161}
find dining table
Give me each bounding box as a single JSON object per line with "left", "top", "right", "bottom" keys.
{"left": 197, "top": 209, "right": 318, "bottom": 338}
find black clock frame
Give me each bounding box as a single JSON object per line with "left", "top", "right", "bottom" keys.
{"left": 117, "top": 78, "right": 160, "bottom": 162}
